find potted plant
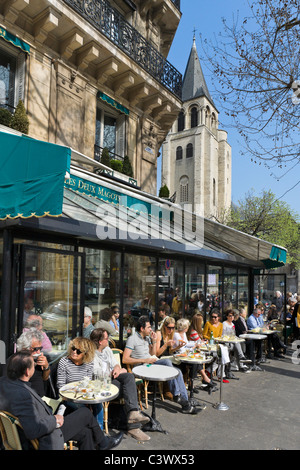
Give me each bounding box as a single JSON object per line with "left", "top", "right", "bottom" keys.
{"left": 110, "top": 159, "right": 123, "bottom": 173}
{"left": 0, "top": 107, "right": 13, "bottom": 127}
{"left": 122, "top": 155, "right": 133, "bottom": 177}
{"left": 159, "top": 184, "right": 170, "bottom": 198}
{"left": 100, "top": 147, "right": 111, "bottom": 167}
{"left": 11, "top": 100, "right": 29, "bottom": 134}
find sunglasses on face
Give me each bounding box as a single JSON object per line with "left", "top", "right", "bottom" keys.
{"left": 31, "top": 346, "right": 43, "bottom": 352}
{"left": 212, "top": 316, "right": 218, "bottom": 319}
{"left": 71, "top": 346, "right": 84, "bottom": 355}
{"left": 166, "top": 326, "right": 175, "bottom": 329}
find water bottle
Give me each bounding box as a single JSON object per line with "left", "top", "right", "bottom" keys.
{"left": 209, "top": 331, "right": 214, "bottom": 345}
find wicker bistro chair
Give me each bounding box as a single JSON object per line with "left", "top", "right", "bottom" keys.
{"left": 0, "top": 407, "right": 75, "bottom": 450}
{"left": 0, "top": 410, "right": 39, "bottom": 450}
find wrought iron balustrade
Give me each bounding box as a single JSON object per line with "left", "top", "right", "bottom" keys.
{"left": 94, "top": 145, "right": 124, "bottom": 162}
{"left": 63, "top": 0, "right": 182, "bottom": 99}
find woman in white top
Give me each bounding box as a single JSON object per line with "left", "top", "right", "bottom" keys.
{"left": 222, "top": 310, "right": 249, "bottom": 374}
{"left": 172, "top": 318, "right": 195, "bottom": 354}
{"left": 173, "top": 318, "right": 217, "bottom": 394}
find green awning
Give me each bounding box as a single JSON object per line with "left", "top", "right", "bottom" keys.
{"left": 0, "top": 27, "right": 30, "bottom": 54}
{"left": 0, "top": 131, "right": 71, "bottom": 220}
{"left": 262, "top": 246, "right": 287, "bottom": 269}
{"left": 97, "top": 91, "right": 129, "bottom": 115}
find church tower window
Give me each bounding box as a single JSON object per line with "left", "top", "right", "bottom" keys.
{"left": 186, "top": 143, "right": 193, "bottom": 158}
{"left": 180, "top": 176, "right": 189, "bottom": 203}
{"left": 176, "top": 146, "right": 183, "bottom": 160}
{"left": 178, "top": 111, "right": 185, "bottom": 131}
{"left": 191, "top": 106, "right": 198, "bottom": 128}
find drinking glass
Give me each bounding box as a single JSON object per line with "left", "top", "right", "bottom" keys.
{"left": 93, "top": 373, "right": 101, "bottom": 394}
{"left": 104, "top": 373, "right": 111, "bottom": 391}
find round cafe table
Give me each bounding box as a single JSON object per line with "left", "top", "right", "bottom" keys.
{"left": 132, "top": 364, "right": 179, "bottom": 434}
{"left": 59, "top": 381, "right": 120, "bottom": 405}
{"left": 170, "top": 354, "right": 213, "bottom": 400}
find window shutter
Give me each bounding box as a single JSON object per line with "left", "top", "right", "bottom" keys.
{"left": 116, "top": 114, "right": 126, "bottom": 158}
{"left": 15, "top": 51, "right": 25, "bottom": 105}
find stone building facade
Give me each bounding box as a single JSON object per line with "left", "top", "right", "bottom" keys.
{"left": 0, "top": 0, "right": 182, "bottom": 195}
{"left": 161, "top": 37, "right": 232, "bottom": 219}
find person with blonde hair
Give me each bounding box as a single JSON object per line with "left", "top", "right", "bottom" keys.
{"left": 56, "top": 337, "right": 104, "bottom": 429}
{"left": 173, "top": 317, "right": 217, "bottom": 395}
{"left": 155, "top": 316, "right": 177, "bottom": 357}
{"left": 172, "top": 318, "right": 194, "bottom": 354}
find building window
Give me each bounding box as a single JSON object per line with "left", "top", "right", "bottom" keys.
{"left": 180, "top": 176, "right": 189, "bottom": 203}
{"left": 186, "top": 143, "right": 193, "bottom": 158}
{"left": 191, "top": 106, "right": 198, "bottom": 128}
{"left": 0, "top": 43, "right": 26, "bottom": 111}
{"left": 176, "top": 146, "right": 183, "bottom": 160}
{"left": 95, "top": 104, "right": 126, "bottom": 160}
{"left": 177, "top": 111, "right": 185, "bottom": 131}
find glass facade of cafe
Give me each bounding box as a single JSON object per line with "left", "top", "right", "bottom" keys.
{"left": 0, "top": 227, "right": 286, "bottom": 364}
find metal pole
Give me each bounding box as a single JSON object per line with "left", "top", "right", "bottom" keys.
{"left": 214, "top": 362, "right": 229, "bottom": 411}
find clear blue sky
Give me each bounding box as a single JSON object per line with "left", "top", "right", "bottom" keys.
{"left": 157, "top": 0, "right": 300, "bottom": 217}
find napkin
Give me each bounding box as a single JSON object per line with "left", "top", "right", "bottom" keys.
{"left": 219, "top": 344, "right": 230, "bottom": 364}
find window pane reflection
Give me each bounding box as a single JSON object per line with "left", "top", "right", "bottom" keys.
{"left": 185, "top": 262, "right": 205, "bottom": 319}
{"left": 158, "top": 259, "right": 183, "bottom": 321}
{"left": 124, "top": 254, "right": 156, "bottom": 328}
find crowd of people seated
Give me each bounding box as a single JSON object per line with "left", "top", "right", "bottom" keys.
{"left": 1, "top": 287, "right": 297, "bottom": 451}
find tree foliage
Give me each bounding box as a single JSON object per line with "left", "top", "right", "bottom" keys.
{"left": 201, "top": 0, "right": 300, "bottom": 169}
{"left": 226, "top": 189, "right": 300, "bottom": 267}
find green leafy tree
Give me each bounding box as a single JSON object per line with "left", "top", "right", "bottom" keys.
{"left": 226, "top": 189, "right": 300, "bottom": 267}
{"left": 11, "top": 100, "right": 29, "bottom": 134}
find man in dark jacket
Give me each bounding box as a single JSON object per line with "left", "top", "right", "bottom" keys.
{"left": 0, "top": 351, "right": 123, "bottom": 450}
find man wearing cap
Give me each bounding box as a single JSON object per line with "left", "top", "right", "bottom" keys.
{"left": 83, "top": 306, "right": 95, "bottom": 338}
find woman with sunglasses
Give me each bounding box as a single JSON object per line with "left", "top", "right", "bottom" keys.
{"left": 56, "top": 337, "right": 104, "bottom": 428}
{"left": 153, "top": 316, "right": 177, "bottom": 357}
{"left": 203, "top": 310, "right": 223, "bottom": 340}
{"left": 222, "top": 309, "right": 250, "bottom": 378}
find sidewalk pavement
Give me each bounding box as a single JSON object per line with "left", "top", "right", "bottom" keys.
{"left": 109, "top": 346, "right": 299, "bottom": 453}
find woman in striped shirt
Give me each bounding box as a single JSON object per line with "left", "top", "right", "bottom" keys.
{"left": 56, "top": 337, "right": 103, "bottom": 427}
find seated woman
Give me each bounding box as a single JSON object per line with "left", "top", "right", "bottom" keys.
{"left": 56, "top": 337, "right": 103, "bottom": 428}
{"left": 203, "top": 310, "right": 223, "bottom": 340}
{"left": 157, "top": 317, "right": 217, "bottom": 395}
{"left": 172, "top": 318, "right": 195, "bottom": 354}
{"left": 187, "top": 312, "right": 204, "bottom": 343}
{"left": 203, "top": 311, "right": 231, "bottom": 382}
{"left": 222, "top": 309, "right": 250, "bottom": 376}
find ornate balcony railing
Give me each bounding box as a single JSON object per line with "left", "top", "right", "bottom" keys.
{"left": 63, "top": 0, "right": 182, "bottom": 99}
{"left": 172, "top": 0, "right": 181, "bottom": 10}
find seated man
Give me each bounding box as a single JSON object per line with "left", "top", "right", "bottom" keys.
{"left": 94, "top": 308, "right": 118, "bottom": 336}
{"left": 90, "top": 328, "right": 150, "bottom": 441}
{"left": 122, "top": 316, "right": 200, "bottom": 415}
{"left": 0, "top": 351, "right": 123, "bottom": 450}
{"left": 247, "top": 307, "right": 286, "bottom": 359}
{"left": 3, "top": 328, "right": 50, "bottom": 397}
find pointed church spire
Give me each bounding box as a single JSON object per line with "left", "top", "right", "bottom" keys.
{"left": 182, "top": 36, "right": 215, "bottom": 106}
